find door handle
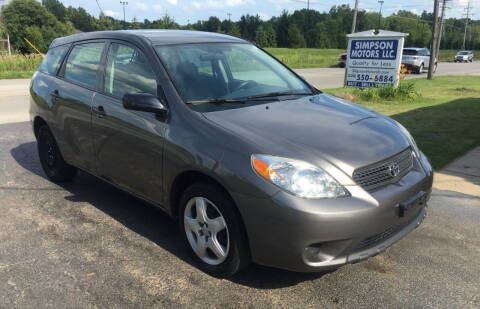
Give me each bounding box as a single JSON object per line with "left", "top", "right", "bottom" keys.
{"left": 50, "top": 89, "right": 60, "bottom": 102}
{"left": 94, "top": 105, "right": 107, "bottom": 118}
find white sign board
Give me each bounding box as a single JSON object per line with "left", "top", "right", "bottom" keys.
{"left": 346, "top": 30, "right": 408, "bottom": 88}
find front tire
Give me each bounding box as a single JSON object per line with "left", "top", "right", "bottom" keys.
{"left": 179, "top": 182, "right": 250, "bottom": 277}
{"left": 37, "top": 125, "right": 77, "bottom": 182}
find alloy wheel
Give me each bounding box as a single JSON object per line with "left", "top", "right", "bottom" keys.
{"left": 184, "top": 197, "right": 230, "bottom": 265}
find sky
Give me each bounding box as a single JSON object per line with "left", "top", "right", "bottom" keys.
{"left": 1, "top": 0, "right": 479, "bottom": 25}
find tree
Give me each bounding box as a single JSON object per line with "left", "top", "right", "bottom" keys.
{"left": 254, "top": 26, "right": 268, "bottom": 47}
{"left": 287, "top": 23, "right": 306, "bottom": 48}
{"left": 265, "top": 24, "right": 277, "bottom": 47}
{"left": 228, "top": 23, "right": 241, "bottom": 38}
{"left": 42, "top": 0, "right": 67, "bottom": 22}
{"left": 1, "top": 0, "right": 74, "bottom": 53}
{"left": 275, "top": 10, "right": 290, "bottom": 47}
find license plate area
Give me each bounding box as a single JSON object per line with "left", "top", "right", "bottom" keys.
{"left": 398, "top": 191, "right": 427, "bottom": 218}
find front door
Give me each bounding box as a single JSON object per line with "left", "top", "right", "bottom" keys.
{"left": 91, "top": 42, "right": 166, "bottom": 203}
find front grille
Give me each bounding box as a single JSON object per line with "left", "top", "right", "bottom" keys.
{"left": 355, "top": 213, "right": 419, "bottom": 251}
{"left": 353, "top": 148, "right": 413, "bottom": 191}
{"left": 355, "top": 222, "right": 405, "bottom": 251}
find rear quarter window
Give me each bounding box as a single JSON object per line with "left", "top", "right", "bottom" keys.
{"left": 38, "top": 45, "right": 69, "bottom": 75}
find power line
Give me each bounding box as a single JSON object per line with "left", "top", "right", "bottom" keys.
{"left": 462, "top": 1, "right": 473, "bottom": 50}
{"left": 95, "top": 0, "right": 103, "bottom": 15}
{"left": 436, "top": 0, "right": 450, "bottom": 57}
{"left": 428, "top": 0, "right": 440, "bottom": 80}
{"left": 351, "top": 0, "right": 359, "bottom": 33}
{"left": 120, "top": 1, "right": 128, "bottom": 30}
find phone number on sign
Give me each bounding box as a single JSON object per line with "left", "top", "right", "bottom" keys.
{"left": 355, "top": 74, "right": 394, "bottom": 82}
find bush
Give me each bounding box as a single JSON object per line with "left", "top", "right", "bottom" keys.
{"left": 354, "top": 81, "right": 421, "bottom": 102}
{"left": 0, "top": 54, "right": 43, "bottom": 72}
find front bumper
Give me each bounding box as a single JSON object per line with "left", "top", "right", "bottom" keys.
{"left": 237, "top": 154, "right": 433, "bottom": 272}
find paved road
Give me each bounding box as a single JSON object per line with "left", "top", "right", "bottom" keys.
{"left": 1, "top": 65, "right": 480, "bottom": 307}
{"left": 1, "top": 125, "right": 480, "bottom": 307}
{"left": 297, "top": 61, "right": 480, "bottom": 89}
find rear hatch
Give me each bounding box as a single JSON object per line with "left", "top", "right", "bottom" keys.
{"left": 402, "top": 49, "right": 419, "bottom": 62}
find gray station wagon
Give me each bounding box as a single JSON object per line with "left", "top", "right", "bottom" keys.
{"left": 30, "top": 30, "right": 433, "bottom": 276}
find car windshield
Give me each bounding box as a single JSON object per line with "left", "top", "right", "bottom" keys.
{"left": 403, "top": 49, "right": 418, "bottom": 55}
{"left": 458, "top": 51, "right": 469, "bottom": 55}
{"left": 154, "top": 43, "right": 312, "bottom": 111}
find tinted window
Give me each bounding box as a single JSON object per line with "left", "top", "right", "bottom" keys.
{"left": 38, "top": 45, "right": 69, "bottom": 75}
{"left": 403, "top": 49, "right": 418, "bottom": 55}
{"left": 64, "top": 43, "right": 104, "bottom": 89}
{"left": 104, "top": 43, "right": 157, "bottom": 98}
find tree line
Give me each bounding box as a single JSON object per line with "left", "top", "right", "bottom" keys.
{"left": 1, "top": 0, "right": 479, "bottom": 53}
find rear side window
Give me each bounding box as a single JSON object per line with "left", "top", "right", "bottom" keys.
{"left": 38, "top": 45, "right": 69, "bottom": 75}
{"left": 403, "top": 49, "right": 418, "bottom": 55}
{"left": 64, "top": 43, "right": 104, "bottom": 89}
{"left": 104, "top": 43, "right": 157, "bottom": 98}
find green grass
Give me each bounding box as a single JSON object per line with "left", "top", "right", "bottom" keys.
{"left": 326, "top": 76, "right": 480, "bottom": 170}
{"left": 0, "top": 54, "right": 43, "bottom": 79}
{"left": 0, "top": 71, "right": 35, "bottom": 79}
{"left": 266, "top": 48, "right": 344, "bottom": 69}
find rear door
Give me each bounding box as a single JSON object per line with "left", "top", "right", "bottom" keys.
{"left": 54, "top": 41, "right": 106, "bottom": 171}
{"left": 91, "top": 41, "right": 166, "bottom": 203}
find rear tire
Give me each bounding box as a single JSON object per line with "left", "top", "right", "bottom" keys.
{"left": 179, "top": 182, "right": 250, "bottom": 277}
{"left": 37, "top": 125, "right": 77, "bottom": 182}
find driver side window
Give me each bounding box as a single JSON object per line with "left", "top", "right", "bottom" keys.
{"left": 104, "top": 43, "right": 157, "bottom": 98}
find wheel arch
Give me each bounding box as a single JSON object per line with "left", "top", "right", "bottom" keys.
{"left": 170, "top": 170, "right": 237, "bottom": 220}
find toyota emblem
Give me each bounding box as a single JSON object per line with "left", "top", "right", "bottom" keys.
{"left": 387, "top": 163, "right": 401, "bottom": 177}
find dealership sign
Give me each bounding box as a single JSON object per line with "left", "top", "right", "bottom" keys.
{"left": 346, "top": 30, "right": 408, "bottom": 88}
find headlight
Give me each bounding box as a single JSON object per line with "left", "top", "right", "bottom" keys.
{"left": 395, "top": 121, "right": 420, "bottom": 157}
{"left": 251, "top": 155, "right": 348, "bottom": 198}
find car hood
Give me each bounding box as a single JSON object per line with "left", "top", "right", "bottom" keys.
{"left": 202, "top": 93, "right": 410, "bottom": 178}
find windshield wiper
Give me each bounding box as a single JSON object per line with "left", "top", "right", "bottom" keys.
{"left": 186, "top": 98, "right": 247, "bottom": 104}
{"left": 186, "top": 91, "right": 312, "bottom": 105}
{"left": 186, "top": 96, "right": 281, "bottom": 104}
{"left": 243, "top": 91, "right": 312, "bottom": 100}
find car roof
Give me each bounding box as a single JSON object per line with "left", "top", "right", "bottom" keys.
{"left": 50, "top": 29, "right": 247, "bottom": 48}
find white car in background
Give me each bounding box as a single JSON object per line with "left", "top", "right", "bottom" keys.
{"left": 401, "top": 48, "right": 437, "bottom": 74}
{"left": 454, "top": 51, "right": 474, "bottom": 63}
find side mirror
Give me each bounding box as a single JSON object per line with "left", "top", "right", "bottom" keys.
{"left": 122, "top": 93, "right": 167, "bottom": 115}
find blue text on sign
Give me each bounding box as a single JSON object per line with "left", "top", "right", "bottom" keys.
{"left": 350, "top": 40, "right": 398, "bottom": 60}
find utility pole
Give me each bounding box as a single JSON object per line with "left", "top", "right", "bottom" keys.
{"left": 436, "top": 0, "right": 449, "bottom": 57}
{"left": 120, "top": 1, "right": 128, "bottom": 30}
{"left": 351, "top": 0, "right": 359, "bottom": 33}
{"left": 227, "top": 13, "right": 231, "bottom": 21}
{"left": 462, "top": 1, "right": 472, "bottom": 50}
{"left": 378, "top": 0, "right": 384, "bottom": 30}
{"left": 428, "top": 0, "right": 440, "bottom": 80}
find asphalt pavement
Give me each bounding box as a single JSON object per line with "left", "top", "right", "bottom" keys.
{"left": 1, "top": 64, "right": 480, "bottom": 307}
{"left": 1, "top": 107, "right": 480, "bottom": 307}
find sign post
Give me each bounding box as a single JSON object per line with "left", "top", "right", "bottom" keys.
{"left": 345, "top": 30, "right": 408, "bottom": 88}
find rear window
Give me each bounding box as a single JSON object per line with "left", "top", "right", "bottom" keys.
{"left": 403, "top": 49, "right": 418, "bottom": 55}
{"left": 38, "top": 45, "right": 69, "bottom": 75}
{"left": 64, "top": 43, "right": 105, "bottom": 89}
